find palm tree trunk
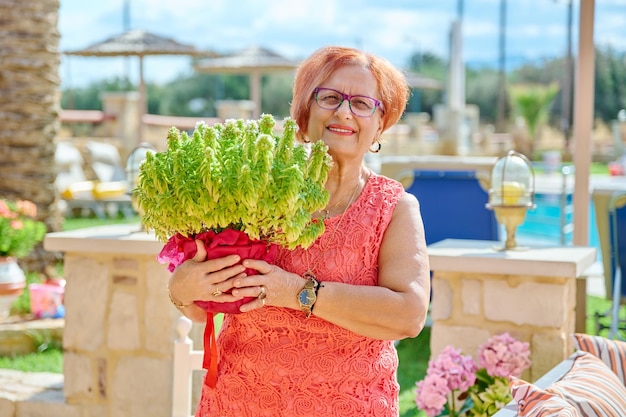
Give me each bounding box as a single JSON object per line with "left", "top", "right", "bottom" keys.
{"left": 0, "top": 0, "right": 63, "bottom": 274}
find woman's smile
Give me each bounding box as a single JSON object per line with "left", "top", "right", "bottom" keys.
{"left": 326, "top": 124, "right": 356, "bottom": 135}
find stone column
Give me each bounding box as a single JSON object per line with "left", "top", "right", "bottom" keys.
{"left": 101, "top": 92, "right": 140, "bottom": 158}
{"left": 44, "top": 224, "right": 204, "bottom": 417}
{"left": 427, "top": 239, "right": 596, "bottom": 382}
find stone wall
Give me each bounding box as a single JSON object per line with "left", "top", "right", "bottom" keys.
{"left": 430, "top": 271, "right": 576, "bottom": 382}
{"left": 427, "top": 239, "right": 596, "bottom": 384}
{"left": 61, "top": 252, "right": 177, "bottom": 417}
{"left": 25, "top": 225, "right": 207, "bottom": 417}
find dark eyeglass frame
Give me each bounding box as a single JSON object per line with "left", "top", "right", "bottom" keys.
{"left": 313, "top": 87, "right": 384, "bottom": 117}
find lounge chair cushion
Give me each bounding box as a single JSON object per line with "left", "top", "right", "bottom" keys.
{"left": 510, "top": 383, "right": 579, "bottom": 417}
{"left": 510, "top": 351, "right": 626, "bottom": 417}
{"left": 571, "top": 333, "right": 626, "bottom": 385}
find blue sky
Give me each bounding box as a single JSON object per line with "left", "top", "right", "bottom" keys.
{"left": 58, "top": 0, "right": 626, "bottom": 88}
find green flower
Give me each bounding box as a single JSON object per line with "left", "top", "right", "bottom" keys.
{"left": 136, "top": 114, "right": 332, "bottom": 248}
{"left": 467, "top": 377, "right": 512, "bottom": 417}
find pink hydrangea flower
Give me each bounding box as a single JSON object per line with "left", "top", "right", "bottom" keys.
{"left": 429, "top": 345, "right": 478, "bottom": 392}
{"left": 415, "top": 374, "right": 449, "bottom": 417}
{"left": 415, "top": 346, "right": 478, "bottom": 417}
{"left": 478, "top": 332, "right": 531, "bottom": 378}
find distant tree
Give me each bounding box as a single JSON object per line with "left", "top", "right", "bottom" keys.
{"left": 62, "top": 73, "right": 252, "bottom": 117}
{"left": 261, "top": 73, "right": 293, "bottom": 119}
{"left": 61, "top": 45, "right": 626, "bottom": 128}
{"left": 508, "top": 48, "right": 626, "bottom": 126}
{"left": 466, "top": 68, "right": 501, "bottom": 123}
{"left": 594, "top": 46, "right": 626, "bottom": 122}
{"left": 509, "top": 83, "right": 559, "bottom": 158}
{"left": 156, "top": 73, "right": 233, "bottom": 117}
{"left": 510, "top": 58, "right": 566, "bottom": 85}
{"left": 158, "top": 73, "right": 249, "bottom": 116}
{"left": 510, "top": 57, "right": 571, "bottom": 128}
{"left": 62, "top": 77, "right": 131, "bottom": 110}
{"left": 406, "top": 51, "right": 446, "bottom": 115}
{"left": 146, "top": 83, "right": 167, "bottom": 115}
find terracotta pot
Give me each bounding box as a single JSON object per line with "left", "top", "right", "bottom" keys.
{"left": 0, "top": 257, "right": 26, "bottom": 321}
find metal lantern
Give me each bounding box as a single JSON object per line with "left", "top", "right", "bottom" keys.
{"left": 486, "top": 150, "right": 536, "bottom": 250}
{"left": 125, "top": 142, "right": 156, "bottom": 221}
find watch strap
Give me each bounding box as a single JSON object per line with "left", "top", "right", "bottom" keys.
{"left": 309, "top": 281, "right": 324, "bottom": 316}
{"left": 299, "top": 275, "right": 321, "bottom": 317}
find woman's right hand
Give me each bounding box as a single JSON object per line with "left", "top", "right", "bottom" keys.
{"left": 167, "top": 239, "right": 248, "bottom": 310}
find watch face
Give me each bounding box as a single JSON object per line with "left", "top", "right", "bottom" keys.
{"left": 299, "top": 289, "right": 315, "bottom": 306}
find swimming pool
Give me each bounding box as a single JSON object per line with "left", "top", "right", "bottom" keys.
{"left": 516, "top": 192, "right": 602, "bottom": 259}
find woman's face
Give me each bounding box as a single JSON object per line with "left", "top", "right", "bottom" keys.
{"left": 306, "top": 65, "right": 384, "bottom": 162}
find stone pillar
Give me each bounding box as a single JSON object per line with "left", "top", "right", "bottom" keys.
{"left": 101, "top": 92, "right": 140, "bottom": 157}
{"left": 427, "top": 239, "right": 596, "bottom": 382}
{"left": 44, "top": 224, "right": 204, "bottom": 417}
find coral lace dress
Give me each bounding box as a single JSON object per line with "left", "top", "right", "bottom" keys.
{"left": 195, "top": 172, "right": 406, "bottom": 417}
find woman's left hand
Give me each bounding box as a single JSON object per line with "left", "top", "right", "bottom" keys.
{"left": 233, "top": 259, "right": 303, "bottom": 312}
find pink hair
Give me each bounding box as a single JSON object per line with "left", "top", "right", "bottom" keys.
{"left": 290, "top": 46, "right": 410, "bottom": 142}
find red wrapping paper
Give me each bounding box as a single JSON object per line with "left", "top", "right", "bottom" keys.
{"left": 157, "top": 229, "right": 278, "bottom": 387}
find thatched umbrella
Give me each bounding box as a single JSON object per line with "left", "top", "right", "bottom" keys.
{"left": 194, "top": 46, "right": 298, "bottom": 118}
{"left": 65, "top": 29, "right": 210, "bottom": 140}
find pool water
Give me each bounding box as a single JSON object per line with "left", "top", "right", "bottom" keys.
{"left": 516, "top": 192, "right": 602, "bottom": 259}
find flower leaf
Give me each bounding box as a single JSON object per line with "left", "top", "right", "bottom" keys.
{"left": 136, "top": 115, "right": 331, "bottom": 249}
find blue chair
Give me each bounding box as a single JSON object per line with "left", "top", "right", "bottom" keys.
{"left": 607, "top": 191, "right": 626, "bottom": 338}
{"left": 400, "top": 170, "right": 500, "bottom": 245}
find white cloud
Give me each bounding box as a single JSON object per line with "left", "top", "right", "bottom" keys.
{"left": 58, "top": 0, "right": 625, "bottom": 88}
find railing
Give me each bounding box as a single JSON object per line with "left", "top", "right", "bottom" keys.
{"left": 558, "top": 165, "right": 575, "bottom": 245}
{"left": 172, "top": 316, "right": 203, "bottom": 417}
{"left": 519, "top": 164, "right": 575, "bottom": 246}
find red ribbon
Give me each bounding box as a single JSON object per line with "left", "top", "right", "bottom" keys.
{"left": 157, "top": 229, "right": 278, "bottom": 387}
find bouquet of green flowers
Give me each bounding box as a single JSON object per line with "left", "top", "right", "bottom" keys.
{"left": 135, "top": 114, "right": 332, "bottom": 313}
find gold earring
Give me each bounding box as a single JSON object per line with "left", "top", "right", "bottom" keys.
{"left": 369, "top": 141, "right": 381, "bottom": 153}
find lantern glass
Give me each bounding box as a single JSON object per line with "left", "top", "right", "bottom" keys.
{"left": 125, "top": 143, "right": 156, "bottom": 193}
{"left": 486, "top": 150, "right": 536, "bottom": 251}
{"left": 489, "top": 150, "right": 535, "bottom": 207}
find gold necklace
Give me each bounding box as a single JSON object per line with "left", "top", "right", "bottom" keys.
{"left": 319, "top": 185, "right": 356, "bottom": 219}
{"left": 303, "top": 172, "right": 364, "bottom": 281}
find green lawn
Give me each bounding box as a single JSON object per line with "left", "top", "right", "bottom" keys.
{"left": 398, "top": 327, "right": 430, "bottom": 417}
{"left": 0, "top": 348, "right": 62, "bottom": 373}
{"left": 61, "top": 214, "right": 141, "bottom": 231}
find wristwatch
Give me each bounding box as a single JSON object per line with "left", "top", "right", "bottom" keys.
{"left": 298, "top": 275, "right": 321, "bottom": 318}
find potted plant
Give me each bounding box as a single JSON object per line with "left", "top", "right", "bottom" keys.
{"left": 138, "top": 114, "right": 331, "bottom": 247}
{"left": 0, "top": 198, "right": 46, "bottom": 320}
{"left": 136, "top": 114, "right": 332, "bottom": 386}
{"left": 136, "top": 114, "right": 332, "bottom": 282}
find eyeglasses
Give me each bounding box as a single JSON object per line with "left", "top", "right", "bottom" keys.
{"left": 313, "top": 87, "right": 383, "bottom": 118}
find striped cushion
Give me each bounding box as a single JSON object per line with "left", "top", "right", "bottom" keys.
{"left": 510, "top": 380, "right": 580, "bottom": 417}
{"left": 510, "top": 352, "right": 626, "bottom": 417}
{"left": 572, "top": 333, "right": 626, "bottom": 384}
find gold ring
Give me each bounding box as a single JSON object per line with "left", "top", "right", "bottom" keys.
{"left": 211, "top": 286, "right": 222, "bottom": 297}
{"left": 260, "top": 298, "right": 266, "bottom": 307}
{"left": 257, "top": 286, "right": 267, "bottom": 300}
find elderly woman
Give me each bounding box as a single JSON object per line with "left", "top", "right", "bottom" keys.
{"left": 167, "top": 45, "right": 431, "bottom": 416}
